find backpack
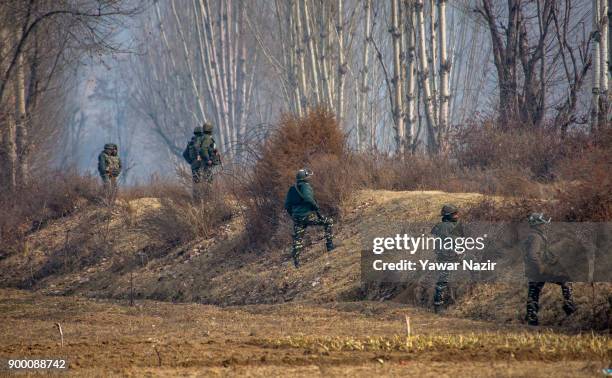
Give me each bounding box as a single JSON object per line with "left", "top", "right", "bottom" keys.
{"left": 183, "top": 137, "right": 201, "bottom": 165}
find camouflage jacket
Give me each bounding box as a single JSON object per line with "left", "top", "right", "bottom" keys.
{"left": 431, "top": 220, "right": 465, "bottom": 262}
{"left": 284, "top": 181, "right": 319, "bottom": 220}
{"left": 523, "top": 228, "right": 565, "bottom": 281}
{"left": 98, "top": 150, "right": 121, "bottom": 178}
{"left": 188, "top": 134, "right": 215, "bottom": 170}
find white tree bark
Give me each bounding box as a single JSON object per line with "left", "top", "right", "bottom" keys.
{"left": 428, "top": 0, "right": 438, "bottom": 123}
{"left": 391, "top": 0, "right": 405, "bottom": 154}
{"left": 14, "top": 32, "right": 28, "bottom": 186}
{"left": 600, "top": 0, "right": 609, "bottom": 124}
{"left": 404, "top": 0, "right": 416, "bottom": 151}
{"left": 437, "top": 0, "right": 449, "bottom": 152}
{"left": 415, "top": 0, "right": 438, "bottom": 152}
{"left": 336, "top": 0, "right": 346, "bottom": 121}
{"left": 358, "top": 0, "right": 372, "bottom": 151}
{"left": 302, "top": 0, "right": 321, "bottom": 105}
{"left": 294, "top": 0, "right": 309, "bottom": 111}
{"left": 592, "top": 0, "right": 601, "bottom": 131}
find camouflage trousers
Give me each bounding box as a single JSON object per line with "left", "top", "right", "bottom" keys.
{"left": 526, "top": 282, "right": 575, "bottom": 324}
{"left": 192, "top": 167, "right": 213, "bottom": 201}
{"left": 433, "top": 269, "right": 451, "bottom": 307}
{"left": 291, "top": 213, "right": 334, "bottom": 265}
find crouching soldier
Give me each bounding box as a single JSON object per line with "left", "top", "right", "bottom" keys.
{"left": 183, "top": 123, "right": 221, "bottom": 200}
{"left": 432, "top": 204, "right": 464, "bottom": 313}
{"left": 98, "top": 143, "right": 121, "bottom": 192}
{"left": 524, "top": 212, "right": 576, "bottom": 326}
{"left": 284, "top": 168, "right": 335, "bottom": 268}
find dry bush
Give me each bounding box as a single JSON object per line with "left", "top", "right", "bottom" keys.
{"left": 453, "top": 120, "right": 571, "bottom": 180}
{"left": 551, "top": 132, "right": 612, "bottom": 221}
{"left": 244, "top": 107, "right": 350, "bottom": 246}
{"left": 120, "top": 177, "right": 192, "bottom": 203}
{"left": 0, "top": 171, "right": 99, "bottom": 255}
{"left": 142, "top": 191, "right": 233, "bottom": 246}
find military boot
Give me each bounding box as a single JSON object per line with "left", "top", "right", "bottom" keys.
{"left": 563, "top": 301, "right": 577, "bottom": 316}
{"left": 560, "top": 284, "right": 576, "bottom": 316}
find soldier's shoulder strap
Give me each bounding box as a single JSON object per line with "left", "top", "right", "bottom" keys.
{"left": 293, "top": 184, "right": 305, "bottom": 200}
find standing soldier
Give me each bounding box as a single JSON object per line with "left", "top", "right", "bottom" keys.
{"left": 182, "top": 123, "right": 221, "bottom": 200}
{"left": 97, "top": 143, "right": 122, "bottom": 192}
{"left": 284, "top": 168, "right": 335, "bottom": 268}
{"left": 523, "top": 212, "right": 576, "bottom": 326}
{"left": 431, "top": 204, "right": 464, "bottom": 313}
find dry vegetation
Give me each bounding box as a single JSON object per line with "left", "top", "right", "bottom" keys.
{"left": 0, "top": 289, "right": 609, "bottom": 376}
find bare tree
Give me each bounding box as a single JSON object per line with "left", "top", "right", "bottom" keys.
{"left": 437, "top": 0, "right": 450, "bottom": 152}
{"left": 391, "top": 0, "right": 405, "bottom": 154}
{"left": 358, "top": 0, "right": 372, "bottom": 151}
{"left": 0, "top": 0, "right": 139, "bottom": 191}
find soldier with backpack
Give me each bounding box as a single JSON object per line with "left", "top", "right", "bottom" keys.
{"left": 98, "top": 143, "right": 121, "bottom": 193}
{"left": 284, "top": 168, "right": 335, "bottom": 268}
{"left": 523, "top": 212, "right": 576, "bottom": 326}
{"left": 182, "top": 123, "right": 221, "bottom": 200}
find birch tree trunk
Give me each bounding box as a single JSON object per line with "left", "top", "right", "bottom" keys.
{"left": 437, "top": 0, "right": 449, "bottom": 152}
{"left": 358, "top": 0, "right": 372, "bottom": 151}
{"left": 14, "top": 37, "right": 28, "bottom": 186}
{"left": 294, "top": 0, "right": 309, "bottom": 111}
{"left": 415, "top": 0, "right": 438, "bottom": 152}
{"left": 592, "top": 0, "right": 601, "bottom": 132}
{"left": 600, "top": 0, "right": 609, "bottom": 125}
{"left": 302, "top": 0, "right": 321, "bottom": 105}
{"left": 318, "top": 1, "right": 334, "bottom": 108}
{"left": 428, "top": 0, "right": 438, "bottom": 123}
{"left": 336, "top": 0, "right": 346, "bottom": 121}
{"left": 404, "top": 0, "right": 416, "bottom": 151}
{"left": 1, "top": 25, "right": 17, "bottom": 190}
{"left": 391, "top": 0, "right": 405, "bottom": 154}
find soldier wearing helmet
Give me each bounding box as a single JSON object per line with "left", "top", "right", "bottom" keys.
{"left": 182, "top": 123, "right": 222, "bottom": 200}
{"left": 431, "top": 203, "right": 464, "bottom": 313}
{"left": 523, "top": 212, "right": 576, "bottom": 326}
{"left": 284, "top": 168, "right": 335, "bottom": 268}
{"left": 98, "top": 143, "right": 122, "bottom": 193}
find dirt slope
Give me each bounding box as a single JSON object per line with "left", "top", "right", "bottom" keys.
{"left": 0, "top": 190, "right": 609, "bottom": 330}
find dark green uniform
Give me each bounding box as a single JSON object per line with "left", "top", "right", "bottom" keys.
{"left": 98, "top": 144, "right": 121, "bottom": 192}
{"left": 184, "top": 126, "right": 217, "bottom": 200}
{"left": 284, "top": 178, "right": 334, "bottom": 268}
{"left": 523, "top": 226, "right": 576, "bottom": 326}
{"left": 431, "top": 219, "right": 464, "bottom": 309}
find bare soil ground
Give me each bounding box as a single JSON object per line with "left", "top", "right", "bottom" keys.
{"left": 0, "top": 289, "right": 609, "bottom": 377}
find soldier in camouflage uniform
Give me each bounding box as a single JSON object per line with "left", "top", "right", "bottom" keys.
{"left": 183, "top": 123, "right": 220, "bottom": 200}
{"left": 284, "top": 168, "right": 335, "bottom": 268}
{"left": 431, "top": 204, "right": 464, "bottom": 313}
{"left": 97, "top": 143, "right": 122, "bottom": 193}
{"left": 524, "top": 212, "right": 576, "bottom": 326}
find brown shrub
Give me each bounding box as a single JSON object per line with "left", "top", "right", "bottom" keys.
{"left": 142, "top": 190, "right": 233, "bottom": 246}
{"left": 0, "top": 171, "right": 99, "bottom": 255}
{"left": 244, "top": 107, "right": 349, "bottom": 246}
{"left": 453, "top": 120, "right": 570, "bottom": 180}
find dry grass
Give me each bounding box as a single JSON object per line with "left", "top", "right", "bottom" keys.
{"left": 261, "top": 333, "right": 610, "bottom": 360}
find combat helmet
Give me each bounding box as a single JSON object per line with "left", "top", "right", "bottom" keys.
{"left": 202, "top": 122, "right": 213, "bottom": 134}
{"left": 528, "top": 212, "right": 550, "bottom": 226}
{"left": 104, "top": 143, "right": 117, "bottom": 150}
{"left": 441, "top": 204, "right": 459, "bottom": 217}
{"left": 296, "top": 168, "right": 313, "bottom": 182}
{"left": 194, "top": 126, "right": 204, "bottom": 135}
